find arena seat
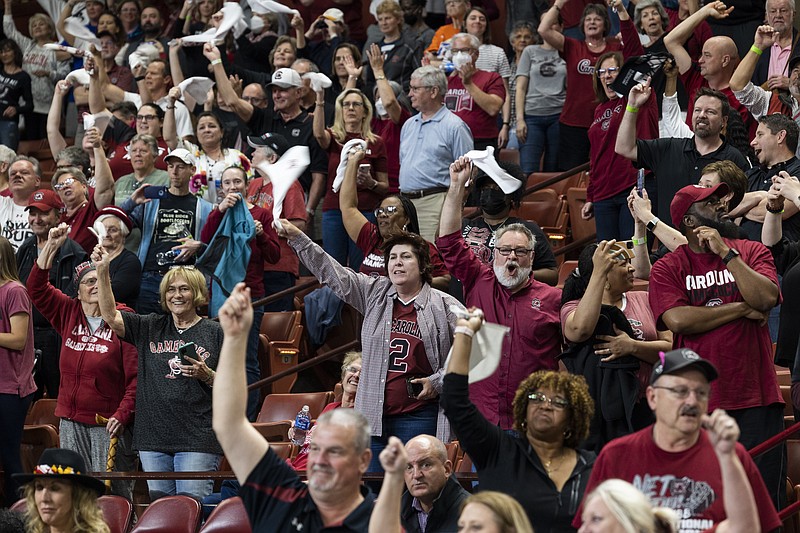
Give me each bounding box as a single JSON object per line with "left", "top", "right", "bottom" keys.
{"left": 258, "top": 311, "right": 304, "bottom": 395}
{"left": 98, "top": 495, "right": 134, "bottom": 533}
{"left": 199, "top": 497, "right": 251, "bottom": 533}
{"left": 26, "top": 399, "right": 60, "bottom": 430}
{"left": 130, "top": 495, "right": 201, "bottom": 533}
{"left": 20, "top": 425, "right": 59, "bottom": 474}
{"left": 256, "top": 392, "right": 333, "bottom": 424}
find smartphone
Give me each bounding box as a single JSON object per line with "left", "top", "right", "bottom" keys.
{"left": 179, "top": 342, "right": 198, "bottom": 364}
{"left": 406, "top": 377, "right": 423, "bottom": 399}
{"left": 143, "top": 185, "right": 168, "bottom": 199}
{"left": 636, "top": 168, "right": 644, "bottom": 196}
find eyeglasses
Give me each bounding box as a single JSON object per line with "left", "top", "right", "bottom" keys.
{"left": 80, "top": 277, "right": 98, "bottom": 286}
{"left": 374, "top": 205, "right": 400, "bottom": 217}
{"left": 450, "top": 48, "right": 474, "bottom": 54}
{"left": 242, "top": 96, "right": 267, "bottom": 104}
{"left": 345, "top": 366, "right": 361, "bottom": 374}
{"left": 527, "top": 392, "right": 569, "bottom": 410}
{"left": 53, "top": 177, "right": 79, "bottom": 190}
{"left": 136, "top": 114, "right": 158, "bottom": 122}
{"left": 169, "top": 264, "right": 196, "bottom": 271}
{"left": 496, "top": 247, "right": 532, "bottom": 257}
{"left": 651, "top": 385, "right": 710, "bottom": 401}
{"left": 596, "top": 67, "right": 619, "bottom": 76}
{"left": 409, "top": 85, "right": 434, "bottom": 92}
{"left": 342, "top": 101, "right": 364, "bottom": 108}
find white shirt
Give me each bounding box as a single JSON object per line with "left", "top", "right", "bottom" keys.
{"left": 0, "top": 197, "right": 32, "bottom": 251}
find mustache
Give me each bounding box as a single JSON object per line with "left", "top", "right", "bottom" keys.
{"left": 505, "top": 260, "right": 519, "bottom": 269}
{"left": 680, "top": 406, "right": 701, "bottom": 417}
{"left": 310, "top": 465, "right": 334, "bottom": 475}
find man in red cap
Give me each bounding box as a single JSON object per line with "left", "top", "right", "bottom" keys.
{"left": 647, "top": 182, "right": 785, "bottom": 510}
{"left": 16, "top": 189, "right": 88, "bottom": 400}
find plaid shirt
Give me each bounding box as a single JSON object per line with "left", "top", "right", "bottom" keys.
{"left": 289, "top": 233, "right": 463, "bottom": 442}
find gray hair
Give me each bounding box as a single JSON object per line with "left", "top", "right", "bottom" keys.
{"left": 451, "top": 32, "right": 481, "bottom": 51}
{"left": 0, "top": 145, "right": 16, "bottom": 165}
{"left": 292, "top": 58, "right": 319, "bottom": 73}
{"left": 10, "top": 155, "right": 41, "bottom": 178}
{"left": 495, "top": 222, "right": 536, "bottom": 250}
{"left": 317, "top": 408, "right": 371, "bottom": 453}
{"left": 56, "top": 146, "right": 90, "bottom": 172}
{"left": 767, "top": 0, "right": 796, "bottom": 13}
{"left": 510, "top": 21, "right": 540, "bottom": 44}
{"left": 411, "top": 66, "right": 447, "bottom": 99}
{"left": 634, "top": 0, "right": 669, "bottom": 34}
{"left": 53, "top": 166, "right": 88, "bottom": 187}
{"left": 129, "top": 133, "right": 159, "bottom": 157}
{"left": 94, "top": 214, "right": 130, "bottom": 239}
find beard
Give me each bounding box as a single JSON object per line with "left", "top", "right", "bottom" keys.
{"left": 692, "top": 212, "right": 740, "bottom": 239}
{"left": 493, "top": 260, "right": 532, "bottom": 288}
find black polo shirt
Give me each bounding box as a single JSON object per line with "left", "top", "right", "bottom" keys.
{"left": 635, "top": 136, "right": 748, "bottom": 225}
{"left": 247, "top": 107, "right": 328, "bottom": 192}
{"left": 740, "top": 156, "right": 800, "bottom": 241}
{"left": 241, "top": 449, "right": 374, "bottom": 532}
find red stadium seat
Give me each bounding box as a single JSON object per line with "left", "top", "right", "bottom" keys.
{"left": 200, "top": 497, "right": 252, "bottom": 533}
{"left": 98, "top": 495, "right": 134, "bottom": 533}
{"left": 130, "top": 495, "right": 201, "bottom": 533}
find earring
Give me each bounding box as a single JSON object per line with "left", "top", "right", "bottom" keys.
{"left": 604, "top": 282, "right": 611, "bottom": 291}
{"left": 563, "top": 429, "right": 572, "bottom": 440}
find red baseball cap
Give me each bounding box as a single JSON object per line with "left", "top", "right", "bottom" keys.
{"left": 670, "top": 182, "right": 730, "bottom": 228}
{"left": 25, "top": 189, "right": 63, "bottom": 213}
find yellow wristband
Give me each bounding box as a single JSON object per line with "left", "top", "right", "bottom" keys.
{"left": 632, "top": 236, "right": 647, "bottom": 246}
{"left": 750, "top": 45, "right": 763, "bottom": 56}
{"left": 210, "top": 58, "right": 222, "bottom": 65}
{"left": 626, "top": 104, "right": 639, "bottom": 113}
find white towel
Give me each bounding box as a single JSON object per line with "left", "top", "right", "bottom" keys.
{"left": 248, "top": 0, "right": 300, "bottom": 16}
{"left": 464, "top": 146, "right": 521, "bottom": 194}
{"left": 128, "top": 43, "right": 160, "bottom": 71}
{"left": 43, "top": 43, "right": 86, "bottom": 57}
{"left": 444, "top": 305, "right": 509, "bottom": 383}
{"left": 302, "top": 72, "right": 332, "bottom": 93}
{"left": 180, "top": 3, "right": 246, "bottom": 44}
{"left": 65, "top": 68, "right": 90, "bottom": 87}
{"left": 178, "top": 77, "right": 215, "bottom": 106}
{"left": 64, "top": 16, "right": 100, "bottom": 47}
{"left": 332, "top": 139, "right": 367, "bottom": 193}
{"left": 256, "top": 146, "right": 310, "bottom": 231}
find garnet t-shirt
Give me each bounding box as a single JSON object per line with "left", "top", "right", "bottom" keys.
{"left": 559, "top": 37, "right": 621, "bottom": 129}
{"left": 444, "top": 70, "right": 506, "bottom": 139}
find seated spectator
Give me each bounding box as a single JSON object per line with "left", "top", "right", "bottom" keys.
{"left": 461, "top": 162, "right": 558, "bottom": 285}
{"left": 290, "top": 352, "right": 362, "bottom": 470}
{"left": 339, "top": 149, "right": 450, "bottom": 290}
{"left": 27, "top": 225, "right": 137, "bottom": 499}
{"left": 96, "top": 258, "right": 223, "bottom": 501}
{"left": 561, "top": 241, "right": 671, "bottom": 449}
{"left": 441, "top": 311, "right": 595, "bottom": 531}
{"left": 314, "top": 87, "right": 388, "bottom": 268}
{"left": 579, "top": 479, "right": 678, "bottom": 532}
{"left": 3, "top": 1, "right": 70, "bottom": 142}
{"left": 0, "top": 39, "right": 33, "bottom": 152}
{"left": 92, "top": 206, "right": 141, "bottom": 308}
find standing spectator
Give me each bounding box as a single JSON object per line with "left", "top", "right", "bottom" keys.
{"left": 505, "top": 21, "right": 536, "bottom": 154}
{"left": 426, "top": 0, "right": 469, "bottom": 60}
{"left": 27, "top": 226, "right": 138, "bottom": 499}
{"left": 92, "top": 206, "right": 141, "bottom": 308}
{"left": 0, "top": 40, "right": 33, "bottom": 152}
{"left": 0, "top": 157, "right": 41, "bottom": 251}
{"left": 2, "top": 2, "right": 69, "bottom": 142}
{"left": 0, "top": 145, "right": 15, "bottom": 194}
{"left": 364, "top": 0, "right": 421, "bottom": 96}
{"left": 539, "top": 1, "right": 620, "bottom": 171}
{"left": 399, "top": 0, "right": 434, "bottom": 51}
{"left": 751, "top": 0, "right": 798, "bottom": 87}
{"left": 114, "top": 134, "right": 170, "bottom": 206}
{"left": 399, "top": 66, "right": 472, "bottom": 242}
{"left": 648, "top": 183, "right": 785, "bottom": 510}
{"left": 16, "top": 189, "right": 87, "bottom": 401}
{"left": 0, "top": 235, "right": 35, "bottom": 506}
{"left": 122, "top": 6, "right": 170, "bottom": 63}
{"left": 515, "top": 20, "right": 565, "bottom": 174}
{"left": 117, "top": 0, "right": 142, "bottom": 42}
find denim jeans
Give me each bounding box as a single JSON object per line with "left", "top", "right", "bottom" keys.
{"left": 520, "top": 114, "right": 561, "bottom": 174}
{"left": 0, "top": 120, "right": 20, "bottom": 152}
{"left": 593, "top": 189, "right": 635, "bottom": 242}
{"left": 137, "top": 271, "right": 165, "bottom": 315}
{"left": 322, "top": 209, "right": 376, "bottom": 269}
{"left": 368, "top": 402, "right": 438, "bottom": 472}
{"left": 138, "top": 450, "right": 221, "bottom": 501}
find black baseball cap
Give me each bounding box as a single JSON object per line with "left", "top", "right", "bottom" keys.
{"left": 650, "top": 348, "right": 719, "bottom": 385}
{"left": 247, "top": 132, "right": 289, "bottom": 157}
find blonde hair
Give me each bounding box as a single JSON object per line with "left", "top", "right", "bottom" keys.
{"left": 0, "top": 237, "right": 19, "bottom": 282}
{"left": 23, "top": 481, "right": 110, "bottom": 533}
{"left": 461, "top": 492, "right": 533, "bottom": 533}
{"left": 376, "top": 0, "right": 403, "bottom": 20}
{"left": 28, "top": 14, "right": 57, "bottom": 42}
{"left": 586, "top": 479, "right": 679, "bottom": 533}
{"left": 158, "top": 266, "right": 208, "bottom": 311}
{"left": 340, "top": 351, "right": 362, "bottom": 380}
{"left": 331, "top": 89, "right": 377, "bottom": 144}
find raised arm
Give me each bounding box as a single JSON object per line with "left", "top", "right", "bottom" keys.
{"left": 763, "top": 173, "right": 800, "bottom": 246}
{"left": 367, "top": 437, "right": 406, "bottom": 533}
{"left": 313, "top": 88, "right": 331, "bottom": 150}
{"left": 163, "top": 87, "right": 181, "bottom": 150}
{"left": 439, "top": 156, "right": 471, "bottom": 236}
{"left": 213, "top": 283, "right": 269, "bottom": 484}
{"left": 730, "top": 25, "right": 776, "bottom": 92}
{"left": 169, "top": 40, "right": 186, "bottom": 87}
{"left": 616, "top": 79, "right": 653, "bottom": 162}
{"left": 204, "top": 42, "right": 254, "bottom": 122}
{"left": 664, "top": 1, "right": 732, "bottom": 74}
{"left": 93, "top": 245, "right": 126, "bottom": 338}
{"left": 563, "top": 241, "right": 618, "bottom": 342}
{"left": 367, "top": 43, "right": 402, "bottom": 124}
{"left": 87, "top": 127, "right": 115, "bottom": 208}
{"left": 47, "top": 81, "right": 70, "bottom": 158}
{"left": 538, "top": 0, "right": 566, "bottom": 52}
{"left": 340, "top": 148, "right": 370, "bottom": 243}
{"left": 56, "top": 0, "right": 78, "bottom": 46}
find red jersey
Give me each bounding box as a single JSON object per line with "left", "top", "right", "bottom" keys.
{"left": 321, "top": 131, "right": 388, "bottom": 212}
{"left": 356, "top": 222, "right": 448, "bottom": 280}
{"left": 384, "top": 298, "right": 434, "bottom": 416}
{"left": 648, "top": 240, "right": 783, "bottom": 411}
{"left": 444, "top": 70, "right": 506, "bottom": 140}
{"left": 60, "top": 190, "right": 102, "bottom": 254}
{"left": 560, "top": 37, "right": 622, "bottom": 128}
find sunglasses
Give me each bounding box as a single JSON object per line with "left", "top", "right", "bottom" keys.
{"left": 374, "top": 205, "right": 400, "bottom": 217}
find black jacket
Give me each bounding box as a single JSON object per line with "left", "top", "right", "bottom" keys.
{"left": 752, "top": 28, "right": 800, "bottom": 87}
{"left": 400, "top": 475, "right": 469, "bottom": 533}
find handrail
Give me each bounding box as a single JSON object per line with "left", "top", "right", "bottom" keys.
{"left": 88, "top": 471, "right": 480, "bottom": 482}
{"left": 253, "top": 278, "right": 319, "bottom": 309}
{"left": 747, "top": 420, "right": 800, "bottom": 521}
{"left": 246, "top": 340, "right": 359, "bottom": 391}
{"left": 553, "top": 235, "right": 595, "bottom": 257}
{"left": 523, "top": 162, "right": 590, "bottom": 198}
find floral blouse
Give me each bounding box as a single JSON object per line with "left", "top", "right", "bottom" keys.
{"left": 178, "top": 139, "right": 252, "bottom": 204}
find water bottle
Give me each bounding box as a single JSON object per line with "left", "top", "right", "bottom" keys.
{"left": 439, "top": 61, "right": 456, "bottom": 75}
{"left": 156, "top": 250, "right": 180, "bottom": 266}
{"left": 292, "top": 405, "right": 311, "bottom": 445}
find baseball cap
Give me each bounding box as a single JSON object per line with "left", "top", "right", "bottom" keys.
{"left": 790, "top": 56, "right": 800, "bottom": 74}
{"left": 26, "top": 189, "right": 63, "bottom": 212}
{"left": 322, "top": 8, "right": 344, "bottom": 22}
{"left": 164, "top": 148, "right": 196, "bottom": 165}
{"left": 670, "top": 182, "right": 730, "bottom": 228}
{"left": 650, "top": 348, "right": 719, "bottom": 385}
{"left": 94, "top": 205, "right": 133, "bottom": 232}
{"left": 267, "top": 68, "right": 303, "bottom": 89}
{"left": 247, "top": 132, "right": 289, "bottom": 157}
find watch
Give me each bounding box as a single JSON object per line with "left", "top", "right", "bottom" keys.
{"left": 722, "top": 248, "right": 740, "bottom": 265}
{"left": 646, "top": 216, "right": 660, "bottom": 232}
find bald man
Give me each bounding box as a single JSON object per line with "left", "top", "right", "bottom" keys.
{"left": 401, "top": 435, "right": 468, "bottom": 533}
{"left": 664, "top": 2, "right": 757, "bottom": 138}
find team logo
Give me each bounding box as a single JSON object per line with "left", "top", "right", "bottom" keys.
{"left": 33, "top": 192, "right": 44, "bottom": 201}
{"left": 166, "top": 355, "right": 182, "bottom": 379}
{"left": 291, "top": 128, "right": 301, "bottom": 137}
{"left": 577, "top": 59, "right": 594, "bottom": 74}
{"left": 531, "top": 298, "right": 541, "bottom": 310}
{"left": 706, "top": 298, "right": 723, "bottom": 307}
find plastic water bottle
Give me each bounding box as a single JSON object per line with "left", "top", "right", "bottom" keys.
{"left": 292, "top": 405, "right": 311, "bottom": 445}
{"left": 439, "top": 61, "right": 456, "bottom": 75}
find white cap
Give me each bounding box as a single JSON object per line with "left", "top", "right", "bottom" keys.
{"left": 165, "top": 148, "right": 196, "bottom": 165}
{"left": 268, "top": 68, "right": 303, "bottom": 89}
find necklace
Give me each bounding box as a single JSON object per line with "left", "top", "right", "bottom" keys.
{"left": 175, "top": 316, "right": 201, "bottom": 334}
{"left": 543, "top": 449, "right": 565, "bottom": 478}
{"left": 586, "top": 40, "right": 604, "bottom": 48}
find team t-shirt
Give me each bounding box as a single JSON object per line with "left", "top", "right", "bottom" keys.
{"left": 444, "top": 70, "right": 506, "bottom": 140}
{"left": 59, "top": 190, "right": 102, "bottom": 254}
{"left": 356, "top": 222, "right": 448, "bottom": 279}
{"left": 0, "top": 197, "right": 31, "bottom": 251}
{"left": 559, "top": 37, "right": 621, "bottom": 129}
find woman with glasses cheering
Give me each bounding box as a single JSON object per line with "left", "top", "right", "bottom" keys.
{"left": 339, "top": 149, "right": 451, "bottom": 289}
{"left": 442, "top": 311, "right": 596, "bottom": 532}
{"left": 314, "top": 87, "right": 389, "bottom": 268}
{"left": 26, "top": 223, "right": 138, "bottom": 499}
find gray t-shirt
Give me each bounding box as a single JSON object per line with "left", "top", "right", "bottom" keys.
{"left": 115, "top": 169, "right": 169, "bottom": 206}
{"left": 122, "top": 312, "right": 223, "bottom": 454}
{"left": 516, "top": 45, "right": 566, "bottom": 117}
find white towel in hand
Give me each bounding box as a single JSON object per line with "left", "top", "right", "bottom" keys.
{"left": 248, "top": 0, "right": 300, "bottom": 15}
{"left": 302, "top": 72, "right": 332, "bottom": 93}
{"left": 464, "top": 146, "right": 522, "bottom": 194}
{"left": 178, "top": 77, "right": 215, "bottom": 106}
{"left": 332, "top": 139, "right": 367, "bottom": 193}
{"left": 256, "top": 146, "right": 310, "bottom": 231}
{"left": 443, "top": 305, "right": 509, "bottom": 383}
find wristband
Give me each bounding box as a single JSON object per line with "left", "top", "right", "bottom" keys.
{"left": 166, "top": 105, "right": 175, "bottom": 110}
{"left": 502, "top": 122, "right": 510, "bottom": 126}
{"left": 135, "top": 75, "right": 145, "bottom": 81}
{"left": 766, "top": 204, "right": 785, "bottom": 214}
{"left": 750, "top": 45, "right": 763, "bottom": 56}
{"left": 625, "top": 104, "right": 639, "bottom": 113}
{"left": 632, "top": 236, "right": 647, "bottom": 246}
{"left": 454, "top": 326, "right": 474, "bottom": 338}
{"left": 374, "top": 75, "right": 386, "bottom": 81}
{"left": 210, "top": 58, "right": 222, "bottom": 65}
